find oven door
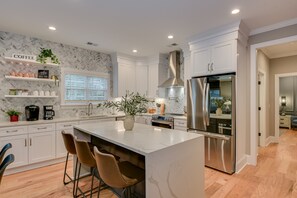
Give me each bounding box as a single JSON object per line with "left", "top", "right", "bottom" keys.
{"left": 151, "top": 120, "right": 173, "bottom": 129}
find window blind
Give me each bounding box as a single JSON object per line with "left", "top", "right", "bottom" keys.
{"left": 64, "top": 74, "right": 108, "bottom": 102}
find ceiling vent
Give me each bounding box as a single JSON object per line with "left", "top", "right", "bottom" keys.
{"left": 86, "top": 42, "right": 98, "bottom": 47}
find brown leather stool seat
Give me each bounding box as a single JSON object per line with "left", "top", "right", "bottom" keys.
{"left": 94, "top": 146, "right": 145, "bottom": 197}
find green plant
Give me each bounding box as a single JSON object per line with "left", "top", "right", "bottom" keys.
{"left": 98, "top": 92, "right": 150, "bottom": 116}
{"left": 36, "top": 48, "right": 60, "bottom": 64}
{"left": 5, "top": 109, "right": 22, "bottom": 116}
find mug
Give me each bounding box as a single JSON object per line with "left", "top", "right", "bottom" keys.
{"left": 45, "top": 91, "right": 50, "bottom": 96}
{"left": 50, "top": 91, "right": 56, "bottom": 96}
{"left": 33, "top": 91, "right": 38, "bottom": 96}
{"left": 39, "top": 90, "right": 44, "bottom": 96}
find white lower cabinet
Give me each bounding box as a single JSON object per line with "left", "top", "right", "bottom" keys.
{"left": 0, "top": 134, "right": 28, "bottom": 168}
{"left": 28, "top": 131, "right": 55, "bottom": 164}
{"left": 55, "top": 121, "right": 78, "bottom": 158}
{"left": 135, "top": 115, "right": 152, "bottom": 125}
{"left": 174, "top": 119, "right": 187, "bottom": 131}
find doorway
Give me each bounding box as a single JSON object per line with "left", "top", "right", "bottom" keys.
{"left": 250, "top": 35, "right": 297, "bottom": 165}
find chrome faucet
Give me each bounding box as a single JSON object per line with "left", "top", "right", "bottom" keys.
{"left": 87, "top": 102, "right": 93, "bottom": 116}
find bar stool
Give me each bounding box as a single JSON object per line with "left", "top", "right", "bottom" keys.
{"left": 74, "top": 138, "right": 101, "bottom": 198}
{"left": 0, "top": 154, "right": 15, "bottom": 185}
{"left": 0, "top": 143, "right": 12, "bottom": 164}
{"left": 94, "top": 146, "right": 145, "bottom": 198}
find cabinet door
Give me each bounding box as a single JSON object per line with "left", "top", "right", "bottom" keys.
{"left": 192, "top": 47, "right": 211, "bottom": 77}
{"left": 118, "top": 64, "right": 136, "bottom": 96}
{"left": 135, "top": 65, "right": 148, "bottom": 96}
{"left": 211, "top": 41, "right": 236, "bottom": 74}
{"left": 148, "top": 64, "right": 158, "bottom": 97}
{"left": 56, "top": 129, "right": 71, "bottom": 158}
{"left": 0, "top": 135, "right": 28, "bottom": 169}
{"left": 29, "top": 132, "right": 55, "bottom": 164}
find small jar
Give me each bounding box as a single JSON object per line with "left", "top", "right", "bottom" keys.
{"left": 16, "top": 89, "right": 23, "bottom": 95}
{"left": 9, "top": 89, "right": 16, "bottom": 95}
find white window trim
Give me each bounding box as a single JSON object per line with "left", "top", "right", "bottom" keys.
{"left": 60, "top": 68, "right": 110, "bottom": 106}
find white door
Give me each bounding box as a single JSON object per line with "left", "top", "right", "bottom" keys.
{"left": 192, "top": 47, "right": 211, "bottom": 77}
{"left": 0, "top": 135, "right": 28, "bottom": 169}
{"left": 29, "top": 132, "right": 55, "bottom": 164}
{"left": 135, "top": 65, "right": 148, "bottom": 96}
{"left": 258, "top": 72, "right": 266, "bottom": 147}
{"left": 211, "top": 41, "right": 235, "bottom": 74}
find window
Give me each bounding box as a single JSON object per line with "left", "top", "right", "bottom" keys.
{"left": 61, "top": 69, "right": 109, "bottom": 105}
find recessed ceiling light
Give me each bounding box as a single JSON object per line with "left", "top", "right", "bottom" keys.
{"left": 48, "top": 26, "right": 56, "bottom": 31}
{"left": 133, "top": 49, "right": 137, "bottom": 53}
{"left": 231, "top": 9, "right": 240, "bottom": 15}
{"left": 168, "top": 35, "right": 174, "bottom": 39}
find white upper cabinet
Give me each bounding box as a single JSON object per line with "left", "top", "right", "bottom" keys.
{"left": 112, "top": 54, "right": 136, "bottom": 97}
{"left": 135, "top": 65, "right": 148, "bottom": 96}
{"left": 191, "top": 40, "right": 236, "bottom": 77}
{"left": 148, "top": 63, "right": 158, "bottom": 98}
{"left": 189, "top": 22, "right": 248, "bottom": 77}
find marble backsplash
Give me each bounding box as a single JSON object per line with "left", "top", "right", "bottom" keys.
{"left": 0, "top": 31, "right": 113, "bottom": 122}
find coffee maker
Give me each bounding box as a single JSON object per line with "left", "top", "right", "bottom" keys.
{"left": 43, "top": 105, "right": 55, "bottom": 120}
{"left": 25, "top": 105, "right": 40, "bottom": 121}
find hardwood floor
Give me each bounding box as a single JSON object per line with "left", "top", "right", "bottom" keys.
{"left": 1, "top": 130, "right": 297, "bottom": 198}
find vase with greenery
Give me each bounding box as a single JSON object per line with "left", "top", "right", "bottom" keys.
{"left": 36, "top": 48, "right": 60, "bottom": 64}
{"left": 98, "top": 92, "right": 149, "bottom": 131}
{"left": 212, "top": 97, "right": 226, "bottom": 115}
{"left": 6, "top": 109, "right": 22, "bottom": 122}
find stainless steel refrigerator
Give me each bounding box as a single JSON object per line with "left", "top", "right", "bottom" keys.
{"left": 187, "top": 73, "right": 236, "bottom": 174}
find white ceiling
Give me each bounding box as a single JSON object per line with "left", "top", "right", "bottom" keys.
{"left": 0, "top": 0, "right": 297, "bottom": 57}
{"left": 261, "top": 41, "right": 297, "bottom": 59}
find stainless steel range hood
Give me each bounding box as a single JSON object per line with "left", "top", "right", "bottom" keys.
{"left": 159, "top": 51, "right": 184, "bottom": 87}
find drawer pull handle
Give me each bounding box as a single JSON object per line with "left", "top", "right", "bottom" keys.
{"left": 63, "top": 125, "right": 72, "bottom": 127}
{"left": 280, "top": 122, "right": 284, "bottom": 124}
{"left": 6, "top": 130, "right": 18, "bottom": 133}
{"left": 37, "top": 127, "right": 47, "bottom": 130}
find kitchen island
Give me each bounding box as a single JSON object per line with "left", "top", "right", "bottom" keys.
{"left": 74, "top": 121, "right": 204, "bottom": 198}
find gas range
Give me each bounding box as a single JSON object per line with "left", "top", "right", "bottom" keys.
{"left": 151, "top": 114, "right": 174, "bottom": 129}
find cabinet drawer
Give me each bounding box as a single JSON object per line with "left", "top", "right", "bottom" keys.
{"left": 56, "top": 121, "right": 79, "bottom": 131}
{"left": 28, "top": 124, "right": 55, "bottom": 133}
{"left": 174, "top": 119, "right": 187, "bottom": 127}
{"left": 0, "top": 126, "right": 28, "bottom": 137}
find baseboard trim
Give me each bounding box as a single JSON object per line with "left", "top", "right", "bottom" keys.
{"left": 5, "top": 157, "right": 67, "bottom": 175}
{"left": 265, "top": 136, "right": 279, "bottom": 146}
{"left": 236, "top": 155, "right": 248, "bottom": 173}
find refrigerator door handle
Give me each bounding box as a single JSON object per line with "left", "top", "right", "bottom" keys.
{"left": 202, "top": 81, "right": 207, "bottom": 129}
{"left": 205, "top": 83, "right": 210, "bottom": 126}
{"left": 189, "top": 130, "right": 231, "bottom": 141}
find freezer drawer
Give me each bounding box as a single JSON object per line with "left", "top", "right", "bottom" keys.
{"left": 205, "top": 134, "right": 235, "bottom": 174}
{"left": 190, "top": 130, "right": 235, "bottom": 174}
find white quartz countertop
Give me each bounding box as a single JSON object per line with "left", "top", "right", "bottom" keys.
{"left": 74, "top": 121, "right": 201, "bottom": 156}
{"left": 0, "top": 114, "right": 125, "bottom": 127}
